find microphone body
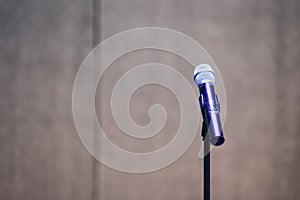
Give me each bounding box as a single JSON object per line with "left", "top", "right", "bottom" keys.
{"left": 194, "top": 64, "right": 225, "bottom": 146}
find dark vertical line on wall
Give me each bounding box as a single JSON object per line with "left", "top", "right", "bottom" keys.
{"left": 273, "top": 0, "right": 287, "bottom": 198}
{"left": 274, "top": 2, "right": 287, "bottom": 135}
{"left": 92, "top": 0, "right": 101, "bottom": 200}
{"left": 274, "top": 1, "right": 286, "bottom": 112}
{"left": 294, "top": 2, "right": 300, "bottom": 195}
{"left": 92, "top": 0, "right": 101, "bottom": 47}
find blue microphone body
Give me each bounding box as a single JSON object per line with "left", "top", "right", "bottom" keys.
{"left": 194, "top": 64, "right": 225, "bottom": 146}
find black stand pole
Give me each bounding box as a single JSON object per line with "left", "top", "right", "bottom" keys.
{"left": 204, "top": 139, "right": 210, "bottom": 200}
{"left": 202, "top": 121, "right": 210, "bottom": 200}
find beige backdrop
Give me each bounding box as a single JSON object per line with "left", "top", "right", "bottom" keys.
{"left": 1, "top": 0, "right": 300, "bottom": 200}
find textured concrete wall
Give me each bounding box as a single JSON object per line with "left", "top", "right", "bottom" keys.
{"left": 1, "top": 0, "right": 300, "bottom": 200}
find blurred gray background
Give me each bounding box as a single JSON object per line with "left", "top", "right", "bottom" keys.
{"left": 1, "top": 0, "right": 300, "bottom": 199}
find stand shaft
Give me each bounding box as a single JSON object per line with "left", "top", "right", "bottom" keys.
{"left": 204, "top": 140, "right": 210, "bottom": 200}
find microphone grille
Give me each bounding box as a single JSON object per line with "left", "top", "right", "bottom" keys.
{"left": 194, "top": 64, "right": 215, "bottom": 85}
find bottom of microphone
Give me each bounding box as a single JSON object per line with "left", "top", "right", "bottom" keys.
{"left": 210, "top": 136, "right": 225, "bottom": 146}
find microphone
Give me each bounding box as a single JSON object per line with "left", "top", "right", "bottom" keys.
{"left": 194, "top": 64, "right": 225, "bottom": 146}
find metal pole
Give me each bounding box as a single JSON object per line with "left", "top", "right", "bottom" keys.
{"left": 204, "top": 139, "right": 210, "bottom": 200}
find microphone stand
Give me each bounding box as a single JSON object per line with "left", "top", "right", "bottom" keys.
{"left": 202, "top": 121, "right": 210, "bottom": 200}
{"left": 194, "top": 65, "right": 225, "bottom": 200}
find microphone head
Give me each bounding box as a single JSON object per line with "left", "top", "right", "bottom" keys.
{"left": 194, "top": 64, "right": 215, "bottom": 85}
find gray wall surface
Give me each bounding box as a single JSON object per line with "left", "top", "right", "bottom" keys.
{"left": 1, "top": 0, "right": 300, "bottom": 200}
